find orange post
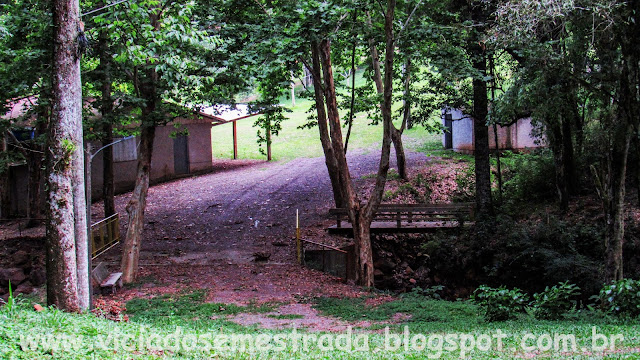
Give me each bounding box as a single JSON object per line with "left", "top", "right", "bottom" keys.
{"left": 232, "top": 120, "right": 238, "bottom": 159}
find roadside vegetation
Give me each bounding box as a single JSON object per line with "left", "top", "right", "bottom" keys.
{"left": 2, "top": 288, "right": 640, "bottom": 359}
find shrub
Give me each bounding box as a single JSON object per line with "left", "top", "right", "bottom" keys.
{"left": 598, "top": 279, "right": 640, "bottom": 318}
{"left": 531, "top": 281, "right": 581, "bottom": 320}
{"left": 500, "top": 150, "right": 555, "bottom": 203}
{"left": 471, "top": 285, "right": 529, "bottom": 322}
{"left": 404, "top": 285, "right": 445, "bottom": 300}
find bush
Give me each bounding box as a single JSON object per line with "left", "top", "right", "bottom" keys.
{"left": 471, "top": 285, "right": 529, "bottom": 322}
{"left": 500, "top": 150, "right": 556, "bottom": 203}
{"left": 531, "top": 281, "right": 581, "bottom": 320}
{"left": 404, "top": 285, "right": 445, "bottom": 300}
{"left": 598, "top": 279, "right": 640, "bottom": 318}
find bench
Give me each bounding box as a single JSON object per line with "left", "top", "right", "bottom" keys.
{"left": 91, "top": 262, "right": 123, "bottom": 295}
{"left": 328, "top": 203, "right": 475, "bottom": 233}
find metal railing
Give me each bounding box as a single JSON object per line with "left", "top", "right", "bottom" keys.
{"left": 91, "top": 213, "right": 120, "bottom": 259}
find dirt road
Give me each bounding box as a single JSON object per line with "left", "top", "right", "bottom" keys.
{"left": 99, "top": 149, "right": 427, "bottom": 268}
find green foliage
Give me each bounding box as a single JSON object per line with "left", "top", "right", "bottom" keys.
{"left": 471, "top": 285, "right": 528, "bottom": 322}
{"left": 489, "top": 215, "right": 604, "bottom": 296}
{"left": 500, "top": 150, "right": 556, "bottom": 203}
{"left": 1, "top": 280, "right": 16, "bottom": 315}
{"left": 531, "top": 281, "right": 581, "bottom": 320}
{"left": 450, "top": 162, "right": 475, "bottom": 202}
{"left": 2, "top": 295, "right": 640, "bottom": 358}
{"left": 126, "top": 290, "right": 276, "bottom": 323}
{"left": 403, "top": 285, "right": 445, "bottom": 300}
{"left": 598, "top": 279, "right": 640, "bottom": 318}
{"left": 313, "top": 294, "right": 478, "bottom": 328}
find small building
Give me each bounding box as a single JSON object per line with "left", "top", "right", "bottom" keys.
{"left": 442, "top": 108, "right": 544, "bottom": 154}
{"left": 89, "top": 113, "right": 218, "bottom": 198}
{"left": 1, "top": 98, "right": 244, "bottom": 216}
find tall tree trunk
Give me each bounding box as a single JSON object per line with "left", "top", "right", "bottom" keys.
{"left": 320, "top": 38, "right": 376, "bottom": 287}
{"left": 469, "top": 3, "right": 492, "bottom": 215}
{"left": 550, "top": 122, "right": 569, "bottom": 211}
{"left": 390, "top": 128, "right": 406, "bottom": 179}
{"left": 47, "top": 0, "right": 88, "bottom": 312}
{"left": 344, "top": 28, "right": 357, "bottom": 155}
{"left": 367, "top": 16, "right": 407, "bottom": 180}
{"left": 310, "top": 42, "right": 345, "bottom": 209}
{"left": 120, "top": 125, "right": 155, "bottom": 283}
{"left": 402, "top": 60, "right": 413, "bottom": 130}
{"left": 305, "top": 1, "right": 396, "bottom": 287}
{"left": 603, "top": 124, "right": 632, "bottom": 282}
{"left": 98, "top": 30, "right": 116, "bottom": 218}
{"left": 602, "top": 21, "right": 640, "bottom": 282}
{"left": 636, "top": 133, "right": 640, "bottom": 207}
{"left": 561, "top": 114, "right": 577, "bottom": 195}
{"left": 120, "top": 10, "right": 161, "bottom": 284}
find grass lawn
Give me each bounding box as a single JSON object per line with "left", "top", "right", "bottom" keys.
{"left": 212, "top": 71, "right": 444, "bottom": 162}
{"left": 2, "top": 292, "right": 639, "bottom": 359}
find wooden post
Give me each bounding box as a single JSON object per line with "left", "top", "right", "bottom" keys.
{"left": 266, "top": 124, "right": 272, "bottom": 161}
{"left": 296, "top": 209, "right": 301, "bottom": 264}
{"left": 232, "top": 120, "right": 238, "bottom": 160}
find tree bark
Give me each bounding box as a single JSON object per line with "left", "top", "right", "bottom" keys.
{"left": 561, "top": 113, "right": 577, "bottom": 195}
{"left": 550, "top": 122, "right": 570, "bottom": 211}
{"left": 402, "top": 60, "right": 413, "bottom": 130}
{"left": 469, "top": 3, "right": 492, "bottom": 216}
{"left": 367, "top": 16, "right": 407, "bottom": 180}
{"left": 120, "top": 125, "right": 155, "bottom": 283}
{"left": 304, "top": 1, "right": 396, "bottom": 287}
{"left": 636, "top": 134, "right": 640, "bottom": 207}
{"left": 98, "top": 30, "right": 116, "bottom": 218}
{"left": 602, "top": 18, "right": 640, "bottom": 282}
{"left": 120, "top": 10, "right": 162, "bottom": 284}
{"left": 319, "top": 38, "right": 377, "bottom": 287}
{"left": 603, "top": 124, "right": 632, "bottom": 282}
{"left": 46, "top": 0, "right": 87, "bottom": 312}
{"left": 310, "top": 42, "right": 345, "bottom": 209}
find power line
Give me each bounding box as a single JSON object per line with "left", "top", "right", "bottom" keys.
{"left": 81, "top": 0, "right": 131, "bottom": 17}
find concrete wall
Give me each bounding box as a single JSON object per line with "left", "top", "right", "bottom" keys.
{"left": 442, "top": 108, "right": 475, "bottom": 153}
{"left": 90, "top": 123, "right": 213, "bottom": 198}
{"left": 442, "top": 109, "right": 544, "bottom": 153}
{"left": 187, "top": 123, "right": 214, "bottom": 172}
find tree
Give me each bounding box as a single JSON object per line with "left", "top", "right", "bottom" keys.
{"left": 494, "top": 0, "right": 639, "bottom": 281}
{"left": 466, "top": 0, "right": 493, "bottom": 216}
{"left": 93, "top": 0, "right": 245, "bottom": 282}
{"left": 0, "top": 0, "right": 53, "bottom": 226}
{"left": 302, "top": 0, "right": 398, "bottom": 286}
{"left": 45, "top": 0, "right": 89, "bottom": 311}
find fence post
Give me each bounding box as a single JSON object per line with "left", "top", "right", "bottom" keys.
{"left": 296, "top": 209, "right": 302, "bottom": 264}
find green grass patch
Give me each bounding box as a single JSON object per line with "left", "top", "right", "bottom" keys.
{"left": 125, "top": 290, "right": 276, "bottom": 325}
{"left": 3, "top": 292, "right": 639, "bottom": 359}
{"left": 314, "top": 294, "right": 480, "bottom": 331}
{"left": 213, "top": 70, "right": 444, "bottom": 162}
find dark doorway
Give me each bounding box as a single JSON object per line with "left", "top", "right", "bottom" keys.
{"left": 173, "top": 135, "right": 189, "bottom": 175}
{"left": 444, "top": 113, "right": 453, "bottom": 149}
